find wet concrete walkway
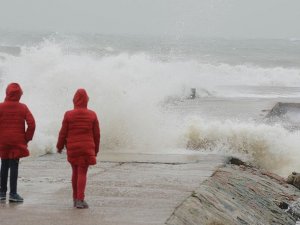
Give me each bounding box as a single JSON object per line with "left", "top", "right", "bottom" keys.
{"left": 0, "top": 152, "right": 226, "bottom": 225}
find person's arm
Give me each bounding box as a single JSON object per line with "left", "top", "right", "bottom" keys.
{"left": 56, "top": 112, "right": 69, "bottom": 153}
{"left": 25, "top": 106, "right": 36, "bottom": 143}
{"left": 93, "top": 114, "right": 100, "bottom": 156}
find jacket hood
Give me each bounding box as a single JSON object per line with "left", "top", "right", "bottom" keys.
{"left": 73, "top": 89, "right": 89, "bottom": 108}
{"left": 5, "top": 83, "right": 23, "bottom": 102}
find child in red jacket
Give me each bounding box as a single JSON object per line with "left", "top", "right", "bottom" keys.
{"left": 0, "top": 83, "right": 36, "bottom": 202}
{"left": 56, "top": 89, "right": 100, "bottom": 209}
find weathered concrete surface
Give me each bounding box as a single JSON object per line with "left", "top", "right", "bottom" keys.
{"left": 0, "top": 153, "right": 226, "bottom": 225}
{"left": 266, "top": 102, "right": 300, "bottom": 118}
{"left": 265, "top": 102, "right": 300, "bottom": 130}
{"left": 166, "top": 164, "right": 300, "bottom": 225}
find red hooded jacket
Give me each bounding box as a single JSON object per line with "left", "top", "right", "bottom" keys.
{"left": 56, "top": 89, "right": 100, "bottom": 166}
{"left": 0, "top": 83, "right": 36, "bottom": 159}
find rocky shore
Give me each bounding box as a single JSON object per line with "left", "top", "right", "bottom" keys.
{"left": 166, "top": 158, "right": 300, "bottom": 225}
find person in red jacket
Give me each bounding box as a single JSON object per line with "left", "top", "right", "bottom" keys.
{"left": 0, "top": 83, "right": 35, "bottom": 203}
{"left": 56, "top": 89, "right": 100, "bottom": 209}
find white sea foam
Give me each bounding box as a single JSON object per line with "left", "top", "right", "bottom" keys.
{"left": 184, "top": 117, "right": 300, "bottom": 176}
{"left": 0, "top": 40, "right": 300, "bottom": 175}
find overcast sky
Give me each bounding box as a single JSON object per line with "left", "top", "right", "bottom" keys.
{"left": 0, "top": 0, "right": 299, "bottom": 38}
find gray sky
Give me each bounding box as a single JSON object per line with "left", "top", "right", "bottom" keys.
{"left": 0, "top": 0, "right": 299, "bottom": 38}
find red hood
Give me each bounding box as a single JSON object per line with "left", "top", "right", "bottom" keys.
{"left": 5, "top": 83, "right": 23, "bottom": 102}
{"left": 73, "top": 89, "right": 89, "bottom": 108}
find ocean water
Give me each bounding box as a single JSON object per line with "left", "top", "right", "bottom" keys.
{"left": 1, "top": 31, "right": 300, "bottom": 175}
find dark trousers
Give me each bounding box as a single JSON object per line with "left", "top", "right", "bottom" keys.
{"left": 0, "top": 159, "right": 19, "bottom": 194}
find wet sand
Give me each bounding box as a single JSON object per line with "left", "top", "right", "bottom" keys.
{"left": 0, "top": 152, "right": 226, "bottom": 225}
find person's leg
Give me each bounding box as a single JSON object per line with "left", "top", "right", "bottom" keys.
{"left": 75, "top": 166, "right": 89, "bottom": 209}
{"left": 9, "top": 159, "right": 19, "bottom": 195}
{"left": 77, "top": 166, "right": 88, "bottom": 200}
{"left": 8, "top": 159, "right": 23, "bottom": 202}
{"left": 0, "top": 159, "right": 10, "bottom": 194}
{"left": 71, "top": 164, "right": 78, "bottom": 202}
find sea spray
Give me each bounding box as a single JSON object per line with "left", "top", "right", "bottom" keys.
{"left": 0, "top": 40, "right": 300, "bottom": 176}
{"left": 184, "top": 117, "right": 300, "bottom": 175}
{"left": 0, "top": 41, "right": 185, "bottom": 154}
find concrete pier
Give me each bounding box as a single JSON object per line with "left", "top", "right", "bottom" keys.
{"left": 0, "top": 152, "right": 226, "bottom": 225}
